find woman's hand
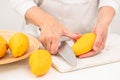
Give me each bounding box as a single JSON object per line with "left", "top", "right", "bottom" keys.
{"left": 25, "top": 6, "right": 81, "bottom": 54}
{"left": 79, "top": 24, "right": 108, "bottom": 58}
{"left": 39, "top": 15, "right": 81, "bottom": 54}
{"left": 78, "top": 6, "right": 115, "bottom": 58}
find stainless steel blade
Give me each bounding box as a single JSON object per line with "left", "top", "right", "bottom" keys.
{"left": 58, "top": 41, "right": 77, "bottom": 66}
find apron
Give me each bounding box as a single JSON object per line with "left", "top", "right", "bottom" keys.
{"left": 23, "top": 0, "right": 98, "bottom": 38}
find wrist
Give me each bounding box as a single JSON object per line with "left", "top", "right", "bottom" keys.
{"left": 96, "top": 15, "right": 113, "bottom": 27}
{"left": 96, "top": 22, "right": 109, "bottom": 30}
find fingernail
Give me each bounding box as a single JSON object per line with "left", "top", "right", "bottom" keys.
{"left": 51, "top": 50, "right": 57, "bottom": 55}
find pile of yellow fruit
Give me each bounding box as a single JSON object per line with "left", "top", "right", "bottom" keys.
{"left": 0, "top": 32, "right": 29, "bottom": 58}
{"left": 0, "top": 32, "right": 52, "bottom": 77}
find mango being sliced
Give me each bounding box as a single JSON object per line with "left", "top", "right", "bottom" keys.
{"left": 72, "top": 33, "right": 96, "bottom": 56}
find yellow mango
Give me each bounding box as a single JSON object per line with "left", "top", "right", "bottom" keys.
{"left": 9, "top": 32, "right": 29, "bottom": 57}
{"left": 72, "top": 33, "right": 96, "bottom": 56}
{"left": 29, "top": 50, "right": 52, "bottom": 76}
{"left": 0, "top": 35, "right": 8, "bottom": 58}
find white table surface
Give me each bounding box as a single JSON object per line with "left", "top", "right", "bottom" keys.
{"left": 0, "top": 58, "right": 120, "bottom": 80}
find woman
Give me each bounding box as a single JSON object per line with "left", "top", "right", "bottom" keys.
{"left": 9, "top": 0, "right": 120, "bottom": 58}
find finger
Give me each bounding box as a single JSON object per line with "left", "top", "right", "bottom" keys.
{"left": 78, "top": 50, "right": 96, "bottom": 58}
{"left": 72, "top": 33, "right": 82, "bottom": 42}
{"left": 63, "top": 30, "right": 81, "bottom": 40}
{"left": 50, "top": 37, "right": 59, "bottom": 54}
{"left": 46, "top": 39, "right": 52, "bottom": 52}
{"left": 79, "top": 41, "right": 104, "bottom": 58}
{"left": 39, "top": 36, "right": 47, "bottom": 49}
{"left": 101, "top": 41, "right": 105, "bottom": 50}
{"left": 103, "top": 35, "right": 107, "bottom": 45}
{"left": 75, "top": 33, "right": 82, "bottom": 41}
{"left": 93, "top": 35, "right": 103, "bottom": 50}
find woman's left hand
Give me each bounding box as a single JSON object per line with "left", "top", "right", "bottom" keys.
{"left": 79, "top": 24, "right": 109, "bottom": 58}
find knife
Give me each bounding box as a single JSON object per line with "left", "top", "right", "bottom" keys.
{"left": 58, "top": 40, "right": 77, "bottom": 66}
{"left": 38, "top": 28, "right": 77, "bottom": 66}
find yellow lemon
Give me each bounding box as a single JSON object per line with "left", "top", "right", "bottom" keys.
{"left": 72, "top": 33, "right": 96, "bottom": 56}
{"left": 0, "top": 35, "right": 8, "bottom": 58}
{"left": 29, "top": 50, "right": 52, "bottom": 76}
{"left": 9, "top": 32, "right": 29, "bottom": 57}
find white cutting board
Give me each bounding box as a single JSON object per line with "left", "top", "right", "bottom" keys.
{"left": 52, "top": 33, "right": 120, "bottom": 72}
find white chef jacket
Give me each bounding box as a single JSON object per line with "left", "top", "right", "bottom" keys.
{"left": 9, "top": 0, "right": 120, "bottom": 38}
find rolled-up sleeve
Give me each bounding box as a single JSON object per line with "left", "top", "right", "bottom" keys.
{"left": 9, "top": 0, "right": 37, "bottom": 18}
{"left": 99, "top": 0, "right": 120, "bottom": 14}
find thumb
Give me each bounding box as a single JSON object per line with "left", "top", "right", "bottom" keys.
{"left": 63, "top": 30, "right": 81, "bottom": 40}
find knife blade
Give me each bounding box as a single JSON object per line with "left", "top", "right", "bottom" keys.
{"left": 38, "top": 28, "right": 77, "bottom": 66}
{"left": 58, "top": 41, "right": 77, "bottom": 66}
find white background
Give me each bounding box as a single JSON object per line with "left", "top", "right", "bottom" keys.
{"left": 0, "top": 0, "right": 120, "bottom": 34}
{"left": 0, "top": 0, "right": 120, "bottom": 80}
{"left": 0, "top": 0, "right": 23, "bottom": 31}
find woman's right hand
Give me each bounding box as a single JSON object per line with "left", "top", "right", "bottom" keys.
{"left": 25, "top": 6, "right": 81, "bottom": 54}
{"left": 39, "top": 12, "right": 81, "bottom": 54}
